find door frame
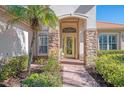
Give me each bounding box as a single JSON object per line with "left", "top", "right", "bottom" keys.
{"left": 60, "top": 17, "right": 80, "bottom": 59}
{"left": 63, "top": 33, "right": 76, "bottom": 58}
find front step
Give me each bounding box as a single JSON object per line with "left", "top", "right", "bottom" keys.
{"left": 60, "top": 59, "right": 84, "bottom": 65}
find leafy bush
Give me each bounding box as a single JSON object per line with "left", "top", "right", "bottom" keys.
{"left": 9, "top": 56, "right": 28, "bottom": 76}
{"left": 22, "top": 73, "right": 62, "bottom": 87}
{"left": 49, "top": 48, "right": 59, "bottom": 59}
{"left": 96, "top": 54, "right": 124, "bottom": 86}
{"left": 42, "top": 58, "right": 61, "bottom": 74}
{"left": 22, "top": 58, "right": 62, "bottom": 87}
{"left": 97, "top": 50, "right": 124, "bottom": 56}
{"left": 18, "top": 56, "right": 28, "bottom": 71}
{"left": 0, "top": 55, "right": 28, "bottom": 82}
{"left": 33, "top": 56, "right": 47, "bottom": 65}
{"left": 0, "top": 64, "right": 11, "bottom": 81}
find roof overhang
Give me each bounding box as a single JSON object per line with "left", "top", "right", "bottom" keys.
{"left": 50, "top": 5, "right": 94, "bottom": 20}
{"left": 97, "top": 22, "right": 124, "bottom": 31}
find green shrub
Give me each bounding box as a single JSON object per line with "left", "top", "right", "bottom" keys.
{"left": 0, "top": 64, "right": 11, "bottom": 81}
{"left": 0, "top": 55, "right": 28, "bottom": 82}
{"left": 96, "top": 54, "right": 124, "bottom": 86}
{"left": 22, "top": 73, "right": 62, "bottom": 87}
{"left": 42, "top": 58, "right": 61, "bottom": 74}
{"left": 49, "top": 48, "right": 59, "bottom": 59}
{"left": 22, "top": 58, "right": 62, "bottom": 87}
{"left": 97, "top": 50, "right": 124, "bottom": 56}
{"left": 33, "top": 56, "right": 47, "bottom": 65}
{"left": 9, "top": 56, "right": 28, "bottom": 76}
{"left": 18, "top": 56, "right": 28, "bottom": 71}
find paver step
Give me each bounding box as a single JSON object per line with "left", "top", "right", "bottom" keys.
{"left": 61, "top": 63, "right": 99, "bottom": 87}
{"left": 60, "top": 59, "right": 84, "bottom": 65}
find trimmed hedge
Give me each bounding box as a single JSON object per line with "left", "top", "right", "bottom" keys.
{"left": 96, "top": 54, "right": 124, "bottom": 86}
{"left": 97, "top": 50, "right": 124, "bottom": 56}
{"left": 0, "top": 55, "right": 28, "bottom": 82}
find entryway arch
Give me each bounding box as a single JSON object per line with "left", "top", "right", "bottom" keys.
{"left": 58, "top": 13, "right": 88, "bottom": 20}
{"left": 59, "top": 15, "right": 87, "bottom": 62}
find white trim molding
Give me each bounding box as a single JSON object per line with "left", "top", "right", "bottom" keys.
{"left": 98, "top": 32, "right": 119, "bottom": 50}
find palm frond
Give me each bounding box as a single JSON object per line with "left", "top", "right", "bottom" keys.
{"left": 5, "top": 5, "right": 58, "bottom": 31}
{"left": 37, "top": 6, "right": 58, "bottom": 29}
{"left": 6, "top": 5, "right": 29, "bottom": 21}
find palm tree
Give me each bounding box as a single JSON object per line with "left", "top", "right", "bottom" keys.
{"left": 6, "top": 5, "right": 58, "bottom": 75}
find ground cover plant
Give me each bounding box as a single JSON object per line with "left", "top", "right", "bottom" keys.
{"left": 96, "top": 50, "right": 124, "bottom": 86}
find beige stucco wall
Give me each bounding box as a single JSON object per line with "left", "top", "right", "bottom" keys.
{"left": 85, "top": 6, "right": 96, "bottom": 29}
{"left": 0, "top": 9, "right": 33, "bottom": 59}
{"left": 120, "top": 32, "right": 124, "bottom": 50}
{"left": 79, "top": 19, "right": 86, "bottom": 60}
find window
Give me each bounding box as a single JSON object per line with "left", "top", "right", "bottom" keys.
{"left": 109, "top": 34, "right": 117, "bottom": 50}
{"left": 122, "top": 33, "right": 124, "bottom": 42}
{"left": 99, "top": 33, "right": 118, "bottom": 50}
{"left": 63, "top": 27, "right": 76, "bottom": 33}
{"left": 99, "top": 34, "right": 107, "bottom": 50}
{"left": 38, "top": 25, "right": 48, "bottom": 55}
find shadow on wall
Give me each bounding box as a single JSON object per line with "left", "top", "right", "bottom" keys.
{"left": 0, "top": 22, "right": 28, "bottom": 59}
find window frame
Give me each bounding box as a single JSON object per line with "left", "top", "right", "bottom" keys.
{"left": 98, "top": 33, "right": 119, "bottom": 50}
{"left": 37, "top": 26, "right": 49, "bottom": 56}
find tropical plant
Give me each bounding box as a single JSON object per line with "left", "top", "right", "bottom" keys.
{"left": 6, "top": 5, "right": 58, "bottom": 74}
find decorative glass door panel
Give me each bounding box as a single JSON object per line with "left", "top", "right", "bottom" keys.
{"left": 63, "top": 33, "right": 75, "bottom": 58}
{"left": 66, "top": 37, "right": 73, "bottom": 55}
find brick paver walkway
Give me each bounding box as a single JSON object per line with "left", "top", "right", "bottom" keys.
{"left": 61, "top": 64, "right": 99, "bottom": 87}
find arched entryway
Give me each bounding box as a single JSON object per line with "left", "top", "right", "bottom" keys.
{"left": 59, "top": 16, "right": 87, "bottom": 62}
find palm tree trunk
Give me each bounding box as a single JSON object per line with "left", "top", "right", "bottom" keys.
{"left": 27, "top": 31, "right": 36, "bottom": 75}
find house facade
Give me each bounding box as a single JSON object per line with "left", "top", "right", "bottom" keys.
{"left": 0, "top": 5, "right": 124, "bottom": 64}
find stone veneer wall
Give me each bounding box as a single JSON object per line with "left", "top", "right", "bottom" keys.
{"left": 84, "top": 30, "right": 97, "bottom": 64}
{"left": 48, "top": 28, "right": 60, "bottom": 59}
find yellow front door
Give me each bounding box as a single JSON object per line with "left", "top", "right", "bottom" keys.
{"left": 63, "top": 33, "right": 75, "bottom": 58}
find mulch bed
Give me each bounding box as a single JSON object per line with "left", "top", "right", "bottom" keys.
{"left": 85, "top": 65, "right": 114, "bottom": 87}
{"left": 0, "top": 77, "right": 21, "bottom": 87}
